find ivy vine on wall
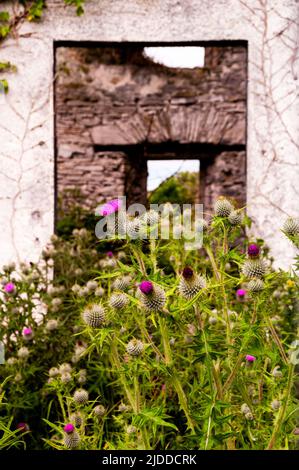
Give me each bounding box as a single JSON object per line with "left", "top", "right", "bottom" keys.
{"left": 0, "top": 0, "right": 86, "bottom": 93}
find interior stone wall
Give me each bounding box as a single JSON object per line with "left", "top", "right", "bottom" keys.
{"left": 0, "top": 0, "right": 298, "bottom": 268}
{"left": 55, "top": 45, "right": 246, "bottom": 211}
{"left": 201, "top": 151, "right": 247, "bottom": 214}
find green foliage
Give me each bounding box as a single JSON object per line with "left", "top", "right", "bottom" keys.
{"left": 0, "top": 199, "right": 298, "bottom": 450}
{"left": 0, "top": 78, "right": 9, "bottom": 93}
{"left": 56, "top": 188, "right": 98, "bottom": 238}
{"left": 0, "top": 12, "right": 10, "bottom": 23}
{"left": 0, "top": 11, "right": 10, "bottom": 39}
{"left": 64, "top": 0, "right": 85, "bottom": 16}
{"left": 149, "top": 171, "right": 198, "bottom": 205}
{"left": 0, "top": 0, "right": 86, "bottom": 89}
{"left": 0, "top": 62, "right": 17, "bottom": 73}
{"left": 0, "top": 387, "right": 26, "bottom": 449}
{"left": 27, "top": 0, "right": 46, "bottom": 21}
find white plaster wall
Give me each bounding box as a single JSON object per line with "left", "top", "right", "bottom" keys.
{"left": 0, "top": 0, "right": 298, "bottom": 268}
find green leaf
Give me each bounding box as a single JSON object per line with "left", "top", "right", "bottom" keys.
{"left": 0, "top": 25, "right": 10, "bottom": 38}
{"left": 0, "top": 79, "right": 9, "bottom": 94}
{"left": 135, "top": 407, "right": 178, "bottom": 433}
{"left": 27, "top": 0, "right": 46, "bottom": 21}
{"left": 0, "top": 62, "right": 17, "bottom": 73}
{"left": 0, "top": 11, "right": 10, "bottom": 22}
{"left": 64, "top": 0, "right": 85, "bottom": 16}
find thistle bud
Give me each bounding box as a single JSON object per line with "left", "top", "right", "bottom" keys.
{"left": 94, "top": 405, "right": 106, "bottom": 418}
{"left": 112, "top": 276, "right": 131, "bottom": 291}
{"left": 61, "top": 372, "right": 72, "bottom": 384}
{"left": 86, "top": 280, "right": 98, "bottom": 292}
{"left": 241, "top": 403, "right": 251, "bottom": 414}
{"left": 247, "top": 278, "right": 264, "bottom": 293}
{"left": 109, "top": 292, "right": 129, "bottom": 310}
{"left": 49, "top": 367, "right": 59, "bottom": 377}
{"left": 214, "top": 197, "right": 233, "bottom": 217}
{"left": 73, "top": 389, "right": 89, "bottom": 405}
{"left": 242, "top": 259, "right": 267, "bottom": 279}
{"left": 82, "top": 304, "right": 106, "bottom": 328}
{"left": 118, "top": 403, "right": 129, "bottom": 412}
{"left": 7, "top": 357, "right": 17, "bottom": 366}
{"left": 282, "top": 217, "right": 299, "bottom": 237}
{"left": 179, "top": 267, "right": 206, "bottom": 300}
{"left": 272, "top": 366, "right": 283, "bottom": 378}
{"left": 95, "top": 287, "right": 105, "bottom": 297}
{"left": 17, "top": 347, "right": 29, "bottom": 359}
{"left": 45, "top": 319, "right": 59, "bottom": 331}
{"left": 59, "top": 363, "right": 72, "bottom": 375}
{"left": 126, "top": 339, "right": 144, "bottom": 356}
{"left": 71, "top": 284, "right": 81, "bottom": 295}
{"left": 126, "top": 425, "right": 137, "bottom": 434}
{"left": 137, "top": 281, "right": 166, "bottom": 312}
{"left": 69, "top": 412, "right": 84, "bottom": 427}
{"left": 228, "top": 210, "right": 242, "bottom": 225}
{"left": 271, "top": 399, "right": 281, "bottom": 411}
{"left": 63, "top": 423, "right": 80, "bottom": 449}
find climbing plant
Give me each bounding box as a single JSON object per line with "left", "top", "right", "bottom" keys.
{"left": 0, "top": 0, "right": 86, "bottom": 92}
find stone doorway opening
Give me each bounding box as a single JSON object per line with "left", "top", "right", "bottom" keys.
{"left": 55, "top": 43, "right": 246, "bottom": 220}
{"left": 147, "top": 158, "right": 200, "bottom": 206}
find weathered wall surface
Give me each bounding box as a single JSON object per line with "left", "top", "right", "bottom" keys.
{"left": 201, "top": 151, "right": 246, "bottom": 214}
{"left": 55, "top": 46, "right": 246, "bottom": 210}
{"left": 0, "top": 0, "right": 298, "bottom": 268}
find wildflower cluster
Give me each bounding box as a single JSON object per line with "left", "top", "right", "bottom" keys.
{"left": 0, "top": 198, "right": 298, "bottom": 450}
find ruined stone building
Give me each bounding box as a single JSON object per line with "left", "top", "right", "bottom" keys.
{"left": 1, "top": 0, "right": 297, "bottom": 268}
{"left": 55, "top": 45, "right": 246, "bottom": 214}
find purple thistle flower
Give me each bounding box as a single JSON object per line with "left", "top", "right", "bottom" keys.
{"left": 99, "top": 199, "right": 121, "bottom": 216}
{"left": 182, "top": 267, "right": 194, "bottom": 280}
{"left": 4, "top": 282, "right": 15, "bottom": 294}
{"left": 106, "top": 251, "right": 114, "bottom": 258}
{"left": 236, "top": 288, "right": 246, "bottom": 298}
{"left": 23, "top": 327, "right": 32, "bottom": 336}
{"left": 16, "top": 422, "right": 29, "bottom": 433}
{"left": 64, "top": 423, "right": 75, "bottom": 434}
{"left": 139, "top": 281, "right": 153, "bottom": 295}
{"left": 248, "top": 244, "right": 260, "bottom": 258}
{"left": 245, "top": 354, "right": 256, "bottom": 362}
{"left": 22, "top": 327, "right": 33, "bottom": 340}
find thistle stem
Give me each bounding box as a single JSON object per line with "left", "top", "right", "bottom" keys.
{"left": 222, "top": 224, "right": 228, "bottom": 255}
{"left": 158, "top": 316, "right": 172, "bottom": 366}
{"left": 172, "top": 374, "right": 196, "bottom": 434}
{"left": 139, "top": 321, "right": 163, "bottom": 361}
{"left": 205, "top": 244, "right": 220, "bottom": 282}
{"left": 110, "top": 340, "right": 135, "bottom": 410}
{"left": 205, "top": 243, "right": 231, "bottom": 344}
{"left": 266, "top": 363, "right": 295, "bottom": 450}
{"left": 111, "top": 339, "right": 150, "bottom": 449}
{"left": 149, "top": 239, "right": 158, "bottom": 274}
{"left": 158, "top": 316, "right": 195, "bottom": 433}
{"left": 223, "top": 341, "right": 250, "bottom": 393}
{"left": 131, "top": 245, "right": 147, "bottom": 276}
{"left": 204, "top": 400, "right": 215, "bottom": 450}
{"left": 265, "top": 316, "right": 288, "bottom": 364}
{"left": 194, "top": 305, "right": 223, "bottom": 399}
{"left": 251, "top": 300, "right": 258, "bottom": 324}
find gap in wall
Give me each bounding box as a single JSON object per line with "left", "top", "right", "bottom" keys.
{"left": 54, "top": 42, "right": 247, "bottom": 231}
